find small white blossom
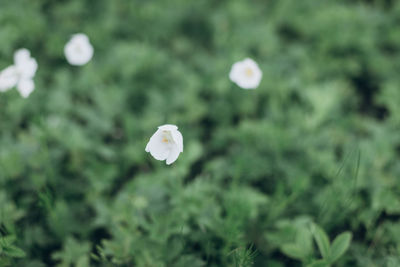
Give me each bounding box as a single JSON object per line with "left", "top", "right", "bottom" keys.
{"left": 64, "top": 33, "right": 94, "bottom": 66}
{"left": 145, "top": 124, "right": 183, "bottom": 165}
{"left": 0, "top": 48, "right": 38, "bottom": 98}
{"left": 229, "top": 58, "right": 262, "bottom": 89}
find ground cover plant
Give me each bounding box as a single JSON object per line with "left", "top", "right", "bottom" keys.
{"left": 1, "top": 0, "right": 400, "bottom": 266}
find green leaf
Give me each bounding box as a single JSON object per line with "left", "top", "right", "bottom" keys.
{"left": 281, "top": 244, "right": 307, "bottom": 260}
{"left": 311, "top": 224, "right": 330, "bottom": 259}
{"left": 307, "top": 259, "right": 330, "bottom": 267}
{"left": 0, "top": 258, "right": 12, "bottom": 267}
{"left": 0, "top": 236, "right": 16, "bottom": 247}
{"left": 4, "top": 245, "right": 26, "bottom": 258}
{"left": 330, "top": 232, "right": 352, "bottom": 263}
{"left": 76, "top": 255, "right": 90, "bottom": 267}
{"left": 296, "top": 227, "right": 313, "bottom": 257}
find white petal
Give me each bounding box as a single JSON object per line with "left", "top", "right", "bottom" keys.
{"left": 243, "top": 58, "right": 257, "bottom": 67}
{"left": 18, "top": 58, "right": 38, "bottom": 79}
{"left": 145, "top": 129, "right": 161, "bottom": 152}
{"left": 14, "top": 49, "right": 31, "bottom": 66}
{"left": 17, "top": 79, "right": 35, "bottom": 98}
{"left": 166, "top": 146, "right": 181, "bottom": 165}
{"left": 171, "top": 130, "right": 183, "bottom": 152}
{"left": 14, "top": 49, "right": 38, "bottom": 79}
{"left": 235, "top": 74, "right": 261, "bottom": 89}
{"left": 145, "top": 130, "right": 170, "bottom": 161}
{"left": 0, "top": 65, "right": 18, "bottom": 92}
{"left": 158, "top": 124, "right": 178, "bottom": 131}
{"left": 229, "top": 61, "right": 243, "bottom": 83}
{"left": 72, "top": 33, "right": 90, "bottom": 43}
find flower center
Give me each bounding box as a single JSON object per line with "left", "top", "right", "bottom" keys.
{"left": 75, "top": 45, "right": 82, "bottom": 54}
{"left": 161, "top": 131, "right": 173, "bottom": 144}
{"left": 245, "top": 67, "right": 254, "bottom": 77}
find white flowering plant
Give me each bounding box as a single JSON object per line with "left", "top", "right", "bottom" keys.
{"left": 0, "top": 49, "right": 37, "bottom": 98}
{"left": 0, "top": 0, "right": 399, "bottom": 267}
{"left": 64, "top": 33, "right": 94, "bottom": 66}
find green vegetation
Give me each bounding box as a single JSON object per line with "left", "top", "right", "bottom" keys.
{"left": 1, "top": 0, "right": 400, "bottom": 266}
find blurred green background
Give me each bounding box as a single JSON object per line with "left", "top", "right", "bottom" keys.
{"left": 1, "top": 0, "right": 400, "bottom": 266}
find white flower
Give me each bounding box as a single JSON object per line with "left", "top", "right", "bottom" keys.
{"left": 0, "top": 48, "right": 38, "bottom": 97}
{"left": 229, "top": 58, "right": 262, "bottom": 89}
{"left": 64, "top": 33, "right": 94, "bottom": 66}
{"left": 145, "top": 124, "right": 183, "bottom": 165}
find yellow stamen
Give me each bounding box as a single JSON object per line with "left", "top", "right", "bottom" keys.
{"left": 245, "top": 68, "right": 253, "bottom": 77}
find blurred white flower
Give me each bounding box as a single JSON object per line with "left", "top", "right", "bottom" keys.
{"left": 64, "top": 33, "right": 94, "bottom": 66}
{"left": 145, "top": 124, "right": 183, "bottom": 165}
{"left": 229, "top": 58, "right": 262, "bottom": 89}
{"left": 0, "top": 48, "right": 37, "bottom": 97}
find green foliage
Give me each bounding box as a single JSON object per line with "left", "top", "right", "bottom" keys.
{"left": 52, "top": 237, "right": 91, "bottom": 267}
{"left": 280, "top": 223, "right": 352, "bottom": 266}
{"left": 1, "top": 0, "right": 400, "bottom": 266}
{"left": 0, "top": 235, "right": 26, "bottom": 266}
{"left": 330, "top": 232, "right": 352, "bottom": 263}
{"left": 312, "top": 224, "right": 331, "bottom": 261}
{"left": 281, "top": 226, "right": 313, "bottom": 261}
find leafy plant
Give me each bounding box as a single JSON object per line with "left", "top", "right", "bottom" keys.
{"left": 310, "top": 224, "right": 352, "bottom": 266}
{"left": 280, "top": 223, "right": 352, "bottom": 267}
{"left": 0, "top": 0, "right": 400, "bottom": 266}
{"left": 0, "top": 235, "right": 26, "bottom": 266}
